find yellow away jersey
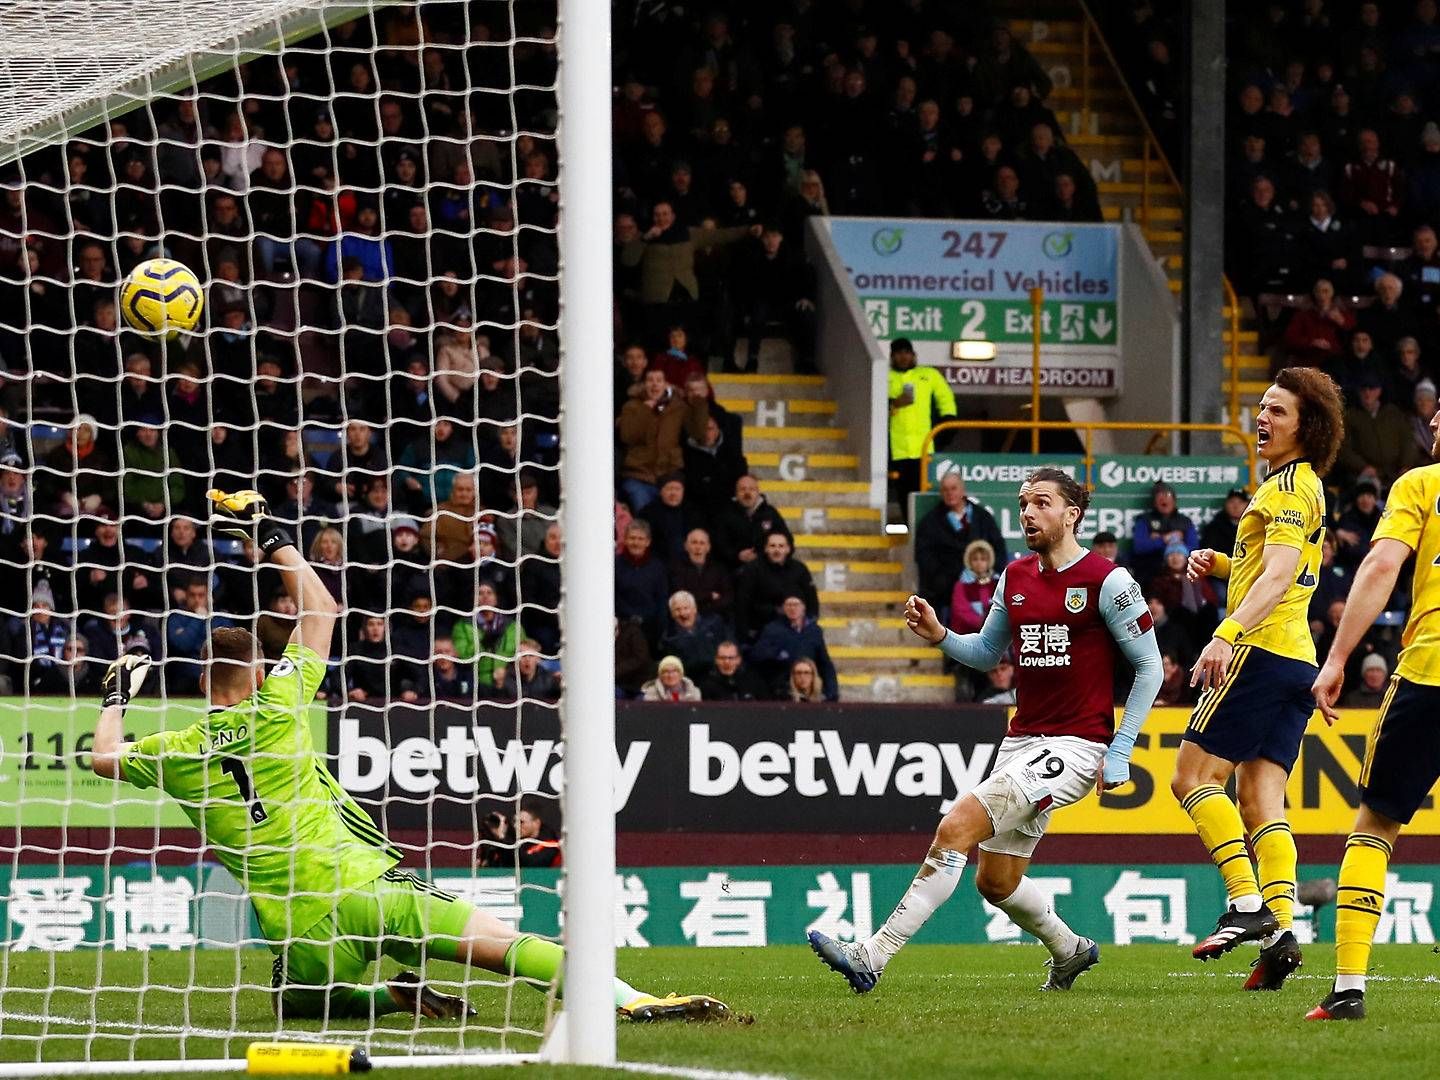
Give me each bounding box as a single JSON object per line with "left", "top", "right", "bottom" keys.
{"left": 1227, "top": 459, "right": 1326, "bottom": 664}
{"left": 1372, "top": 463, "right": 1440, "bottom": 686}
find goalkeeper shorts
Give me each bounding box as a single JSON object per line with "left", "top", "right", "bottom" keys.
{"left": 272, "top": 868, "right": 474, "bottom": 1016}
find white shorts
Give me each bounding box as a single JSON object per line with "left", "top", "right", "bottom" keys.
{"left": 975, "top": 734, "right": 1106, "bottom": 859}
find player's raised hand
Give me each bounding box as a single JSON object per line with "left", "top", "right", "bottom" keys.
{"left": 1187, "top": 548, "right": 1216, "bottom": 581}
{"left": 1189, "top": 636, "right": 1233, "bottom": 691}
{"left": 1311, "top": 658, "right": 1345, "bottom": 726}
{"left": 102, "top": 649, "right": 152, "bottom": 710}
{"left": 904, "top": 594, "right": 946, "bottom": 645}
{"left": 207, "top": 488, "right": 269, "bottom": 539}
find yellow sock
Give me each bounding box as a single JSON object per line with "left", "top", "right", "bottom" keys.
{"left": 1335, "top": 833, "right": 1393, "bottom": 978}
{"left": 1181, "top": 785, "right": 1259, "bottom": 904}
{"left": 1250, "top": 819, "right": 1297, "bottom": 930}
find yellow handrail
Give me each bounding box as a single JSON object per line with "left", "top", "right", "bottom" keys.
{"left": 918, "top": 419, "right": 1257, "bottom": 494}
{"left": 1075, "top": 2, "right": 1244, "bottom": 426}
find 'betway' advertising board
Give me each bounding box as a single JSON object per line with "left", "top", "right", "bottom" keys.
{"left": 333, "top": 702, "right": 1011, "bottom": 832}
{"left": 827, "top": 217, "right": 1121, "bottom": 395}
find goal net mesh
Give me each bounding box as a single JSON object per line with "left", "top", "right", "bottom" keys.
{"left": 0, "top": 0, "right": 572, "bottom": 1066}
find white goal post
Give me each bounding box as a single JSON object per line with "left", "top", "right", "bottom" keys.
{"left": 0, "top": 0, "right": 614, "bottom": 1071}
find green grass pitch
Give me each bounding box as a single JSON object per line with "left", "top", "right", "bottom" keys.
{"left": 2, "top": 944, "right": 1439, "bottom": 1079}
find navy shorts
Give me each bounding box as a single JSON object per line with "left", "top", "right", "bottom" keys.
{"left": 1359, "top": 676, "right": 1440, "bottom": 826}
{"left": 1183, "top": 644, "right": 1317, "bottom": 771}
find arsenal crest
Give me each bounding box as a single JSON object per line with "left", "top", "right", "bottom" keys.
{"left": 1064, "top": 587, "right": 1087, "bottom": 613}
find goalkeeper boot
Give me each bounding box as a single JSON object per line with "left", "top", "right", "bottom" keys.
{"left": 1306, "top": 988, "right": 1366, "bottom": 1021}
{"left": 619, "top": 993, "right": 731, "bottom": 1023}
{"left": 1040, "top": 937, "right": 1100, "bottom": 991}
{"left": 1244, "top": 930, "right": 1303, "bottom": 991}
{"left": 807, "top": 930, "right": 880, "bottom": 994}
{"left": 387, "top": 971, "right": 476, "bottom": 1020}
{"left": 1192, "top": 904, "right": 1280, "bottom": 961}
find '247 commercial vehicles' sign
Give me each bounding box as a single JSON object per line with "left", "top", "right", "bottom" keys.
{"left": 826, "top": 218, "right": 1122, "bottom": 394}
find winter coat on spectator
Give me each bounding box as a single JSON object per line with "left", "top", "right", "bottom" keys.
{"left": 712, "top": 496, "right": 791, "bottom": 568}
{"left": 82, "top": 611, "right": 159, "bottom": 664}
{"left": 1282, "top": 303, "right": 1354, "bottom": 367}
{"left": 615, "top": 619, "right": 653, "bottom": 698}
{"left": 669, "top": 555, "right": 734, "bottom": 621}
{"left": 1298, "top": 217, "right": 1362, "bottom": 293}
{"left": 949, "top": 572, "right": 999, "bottom": 634}
{"left": 520, "top": 555, "right": 561, "bottom": 652}
{"left": 1359, "top": 299, "right": 1423, "bottom": 359}
{"left": 642, "top": 498, "right": 702, "bottom": 565}
{"left": 1147, "top": 567, "right": 1220, "bottom": 625}
{"left": 453, "top": 610, "right": 519, "bottom": 690}
{"left": 683, "top": 425, "right": 748, "bottom": 526}
{"left": 1199, "top": 509, "right": 1242, "bottom": 561}
{"left": 734, "top": 553, "right": 819, "bottom": 643}
{"left": 426, "top": 495, "right": 480, "bottom": 564}
{"left": 659, "top": 613, "right": 728, "bottom": 681}
{"left": 122, "top": 436, "right": 186, "bottom": 513}
{"left": 914, "top": 497, "right": 1007, "bottom": 610}
{"left": 1130, "top": 509, "right": 1198, "bottom": 586}
{"left": 1340, "top": 155, "right": 1405, "bottom": 219}
{"left": 38, "top": 423, "right": 118, "bottom": 516}
{"left": 640, "top": 674, "right": 703, "bottom": 701}
{"left": 615, "top": 549, "right": 669, "bottom": 642}
{"left": 1337, "top": 402, "right": 1420, "bottom": 488}
{"left": 748, "top": 614, "right": 839, "bottom": 701}
{"left": 618, "top": 222, "right": 752, "bottom": 305}
{"left": 617, "top": 389, "right": 705, "bottom": 487}
{"left": 346, "top": 635, "right": 390, "bottom": 700}
{"left": 697, "top": 664, "right": 769, "bottom": 701}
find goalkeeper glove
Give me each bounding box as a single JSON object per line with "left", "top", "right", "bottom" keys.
{"left": 207, "top": 487, "right": 295, "bottom": 555}
{"left": 102, "top": 649, "right": 152, "bottom": 710}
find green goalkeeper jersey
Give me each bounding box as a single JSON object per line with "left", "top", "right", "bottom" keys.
{"left": 121, "top": 642, "right": 401, "bottom": 945}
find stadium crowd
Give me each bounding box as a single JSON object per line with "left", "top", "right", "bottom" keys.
{"left": 0, "top": 0, "right": 1425, "bottom": 705}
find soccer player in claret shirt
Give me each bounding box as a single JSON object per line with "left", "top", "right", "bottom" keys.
{"left": 809, "top": 467, "right": 1162, "bottom": 992}
{"left": 1178, "top": 368, "right": 1345, "bottom": 989}
{"left": 91, "top": 488, "right": 728, "bottom": 1024}
{"left": 1307, "top": 407, "right": 1440, "bottom": 1021}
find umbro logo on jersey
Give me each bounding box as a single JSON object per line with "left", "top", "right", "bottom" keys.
{"left": 1011, "top": 595, "right": 1025, "bottom": 604}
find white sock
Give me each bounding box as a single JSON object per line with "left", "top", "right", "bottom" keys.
{"left": 1335, "top": 974, "right": 1367, "bottom": 993}
{"left": 994, "top": 877, "right": 1081, "bottom": 961}
{"left": 863, "top": 847, "right": 966, "bottom": 970}
{"left": 1259, "top": 929, "right": 1284, "bottom": 949}
{"left": 1232, "top": 893, "right": 1262, "bottom": 913}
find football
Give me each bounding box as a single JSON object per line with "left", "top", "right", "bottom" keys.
{"left": 119, "top": 257, "right": 204, "bottom": 338}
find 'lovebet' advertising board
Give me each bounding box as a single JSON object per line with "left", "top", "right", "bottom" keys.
{"left": 827, "top": 217, "right": 1121, "bottom": 395}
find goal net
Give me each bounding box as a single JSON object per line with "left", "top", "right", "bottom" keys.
{"left": 0, "top": 0, "right": 615, "bottom": 1070}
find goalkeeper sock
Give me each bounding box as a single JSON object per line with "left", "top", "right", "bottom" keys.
{"left": 503, "top": 934, "right": 642, "bottom": 1009}
{"left": 993, "top": 877, "right": 1081, "bottom": 961}
{"left": 342, "top": 986, "right": 407, "bottom": 1018}
{"left": 1250, "top": 818, "right": 1297, "bottom": 934}
{"left": 864, "top": 846, "right": 966, "bottom": 970}
{"left": 1181, "top": 785, "right": 1261, "bottom": 908}
{"left": 1335, "top": 832, "right": 1393, "bottom": 992}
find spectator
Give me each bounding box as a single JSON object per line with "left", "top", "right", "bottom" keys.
{"left": 23, "top": 582, "right": 69, "bottom": 694}
{"left": 426, "top": 471, "right": 481, "bottom": 565}
{"left": 1334, "top": 478, "right": 1384, "bottom": 566}
{"left": 390, "top": 595, "right": 435, "bottom": 703}
{"left": 786, "top": 657, "right": 825, "bottom": 703}
{"left": 712, "top": 474, "right": 791, "bottom": 568}
{"left": 730, "top": 224, "right": 817, "bottom": 374}
{"left": 163, "top": 517, "right": 212, "bottom": 610}
{"left": 915, "top": 471, "right": 1007, "bottom": 612}
{"left": 165, "top": 577, "right": 232, "bottom": 693}
{"left": 1283, "top": 131, "right": 1336, "bottom": 213}
{"left": 1017, "top": 123, "right": 1096, "bottom": 219}
{"left": 306, "top": 526, "right": 346, "bottom": 608}
{"left": 1332, "top": 328, "right": 1385, "bottom": 402}
{"left": 1199, "top": 488, "right": 1249, "bottom": 563}
{"left": 513, "top": 800, "right": 562, "bottom": 867}
{"left": 512, "top": 471, "right": 557, "bottom": 560}
{"left": 1339, "top": 128, "right": 1405, "bottom": 245}
{"left": 1297, "top": 191, "right": 1360, "bottom": 293}
{"left": 346, "top": 614, "right": 390, "bottom": 703}
{"left": 60, "top": 635, "right": 101, "bottom": 696}
{"left": 949, "top": 539, "right": 999, "bottom": 634}
{"left": 649, "top": 325, "right": 706, "bottom": 388}
{"left": 1358, "top": 273, "right": 1422, "bottom": 360}
{"left": 615, "top": 520, "right": 669, "bottom": 646}
{"left": 658, "top": 590, "right": 726, "bottom": 680}
{"left": 1147, "top": 595, "right": 1196, "bottom": 669}
{"left": 641, "top": 654, "right": 702, "bottom": 702}
{"left": 697, "top": 639, "right": 767, "bottom": 701}
{"left": 1343, "top": 652, "right": 1392, "bottom": 707}
{"left": 1336, "top": 371, "right": 1419, "bottom": 490}
{"left": 81, "top": 592, "right": 160, "bottom": 664}
{"left": 393, "top": 417, "right": 476, "bottom": 512}
{"left": 1155, "top": 651, "right": 1194, "bottom": 707}
{"left": 1147, "top": 539, "right": 1220, "bottom": 639}
{"left": 888, "top": 337, "right": 957, "bottom": 523}
{"left": 735, "top": 531, "right": 819, "bottom": 644}
{"left": 1130, "top": 481, "right": 1198, "bottom": 585}
{"left": 1048, "top": 170, "right": 1104, "bottom": 223}
{"left": 979, "top": 655, "right": 1017, "bottom": 706}
{"left": 323, "top": 419, "right": 388, "bottom": 507}
{"left": 1389, "top": 337, "right": 1431, "bottom": 408}
{"left": 1398, "top": 223, "right": 1440, "bottom": 318}
{"left": 1411, "top": 379, "right": 1439, "bottom": 460}
{"left": 617, "top": 368, "right": 704, "bottom": 512}
{"left": 38, "top": 415, "right": 117, "bottom": 519}
{"left": 513, "top": 639, "right": 561, "bottom": 702}
{"left": 1310, "top": 535, "right": 1352, "bottom": 628}
{"left": 430, "top": 637, "right": 476, "bottom": 704}
{"left": 669, "top": 527, "right": 733, "bottom": 622}
{"left": 272, "top": 472, "right": 338, "bottom": 557}
{"left": 453, "top": 582, "right": 518, "bottom": 693}
{"left": 1092, "top": 530, "right": 1120, "bottom": 563}
{"left": 614, "top": 342, "right": 650, "bottom": 414}
{"left": 1282, "top": 277, "right": 1354, "bottom": 368}
{"left": 682, "top": 401, "right": 748, "bottom": 527}
{"left": 1229, "top": 175, "right": 1301, "bottom": 297}
{"left": 121, "top": 422, "right": 185, "bottom": 526}
{"left": 978, "top": 164, "right": 1031, "bottom": 220}
{"left": 749, "top": 595, "right": 839, "bottom": 701}
{"left": 470, "top": 523, "right": 512, "bottom": 607}
{"left": 614, "top": 616, "right": 653, "bottom": 699}
{"left": 641, "top": 473, "right": 698, "bottom": 564}
{"left": 519, "top": 522, "right": 563, "bottom": 653}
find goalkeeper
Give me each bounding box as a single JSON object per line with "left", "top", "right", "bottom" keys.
{"left": 92, "top": 488, "right": 728, "bottom": 1025}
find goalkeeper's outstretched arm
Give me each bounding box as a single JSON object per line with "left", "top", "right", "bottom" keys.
{"left": 208, "top": 488, "right": 339, "bottom": 657}
{"left": 92, "top": 651, "right": 153, "bottom": 780}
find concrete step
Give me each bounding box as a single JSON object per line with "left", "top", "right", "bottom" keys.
{"left": 718, "top": 398, "right": 839, "bottom": 422}
{"left": 819, "top": 589, "right": 909, "bottom": 613}
{"left": 1012, "top": 18, "right": 1084, "bottom": 43}
{"left": 795, "top": 534, "right": 907, "bottom": 563}
{"left": 773, "top": 505, "right": 883, "bottom": 533}
{"left": 811, "top": 560, "right": 905, "bottom": 591}
{"left": 1068, "top": 133, "right": 1144, "bottom": 152}
{"left": 830, "top": 645, "right": 941, "bottom": 663}
{"left": 1099, "top": 181, "right": 1182, "bottom": 202}
{"left": 760, "top": 479, "right": 873, "bottom": 507}
{"left": 818, "top": 615, "right": 915, "bottom": 647}
{"left": 707, "top": 373, "right": 829, "bottom": 401}
{"left": 1104, "top": 203, "right": 1182, "bottom": 223}
{"left": 838, "top": 672, "right": 956, "bottom": 704}
{"left": 1059, "top": 110, "right": 1142, "bottom": 136}
{"left": 1050, "top": 85, "right": 1128, "bottom": 105}
{"left": 749, "top": 451, "right": 859, "bottom": 482}
{"left": 742, "top": 426, "right": 850, "bottom": 455}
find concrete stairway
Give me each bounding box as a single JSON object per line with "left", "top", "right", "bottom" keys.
{"left": 712, "top": 372, "right": 952, "bottom": 703}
